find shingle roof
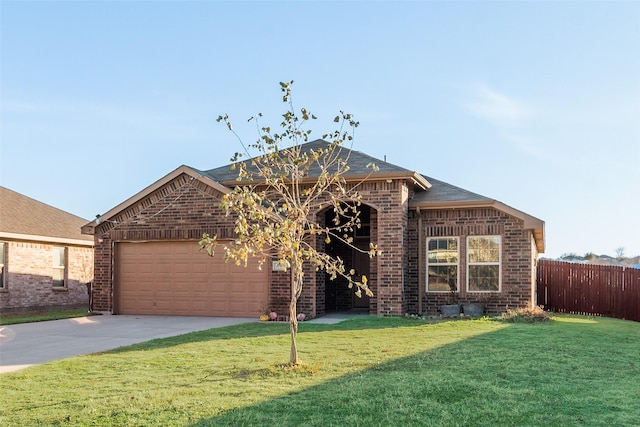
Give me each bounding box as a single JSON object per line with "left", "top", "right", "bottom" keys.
{"left": 410, "top": 177, "right": 545, "bottom": 253}
{"left": 199, "top": 139, "right": 496, "bottom": 205}
{"left": 0, "top": 186, "right": 92, "bottom": 243}
{"left": 411, "top": 176, "right": 492, "bottom": 205}
{"left": 82, "top": 141, "right": 542, "bottom": 251}
{"left": 200, "top": 139, "right": 414, "bottom": 183}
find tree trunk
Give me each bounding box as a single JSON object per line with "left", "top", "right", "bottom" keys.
{"left": 289, "top": 260, "right": 303, "bottom": 365}
{"left": 289, "top": 296, "right": 299, "bottom": 365}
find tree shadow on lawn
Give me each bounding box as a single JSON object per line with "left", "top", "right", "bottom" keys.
{"left": 189, "top": 317, "right": 639, "bottom": 427}
{"left": 103, "top": 316, "right": 434, "bottom": 355}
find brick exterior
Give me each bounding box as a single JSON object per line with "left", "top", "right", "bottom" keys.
{"left": 90, "top": 172, "right": 539, "bottom": 318}
{"left": 0, "top": 240, "right": 93, "bottom": 313}
{"left": 356, "top": 180, "right": 408, "bottom": 315}
{"left": 92, "top": 175, "right": 231, "bottom": 313}
{"left": 407, "top": 207, "right": 539, "bottom": 315}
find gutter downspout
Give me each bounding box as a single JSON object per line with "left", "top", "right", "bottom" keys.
{"left": 417, "top": 206, "right": 423, "bottom": 315}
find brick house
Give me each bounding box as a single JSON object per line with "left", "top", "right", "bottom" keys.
{"left": 0, "top": 187, "right": 94, "bottom": 313}
{"left": 82, "top": 140, "right": 544, "bottom": 318}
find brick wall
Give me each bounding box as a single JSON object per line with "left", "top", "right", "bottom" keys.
{"left": 407, "top": 207, "right": 536, "bottom": 315}
{"left": 91, "top": 173, "right": 412, "bottom": 317}
{"left": 91, "top": 176, "right": 231, "bottom": 313}
{"left": 305, "top": 179, "right": 407, "bottom": 316}
{"left": 356, "top": 180, "right": 408, "bottom": 315}
{"left": 0, "top": 240, "right": 92, "bottom": 313}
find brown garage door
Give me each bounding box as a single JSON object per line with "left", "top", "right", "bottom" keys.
{"left": 115, "top": 241, "right": 268, "bottom": 317}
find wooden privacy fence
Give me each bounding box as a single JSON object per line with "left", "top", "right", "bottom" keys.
{"left": 537, "top": 260, "right": 640, "bottom": 322}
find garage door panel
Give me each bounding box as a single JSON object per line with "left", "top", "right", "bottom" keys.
{"left": 157, "top": 263, "right": 171, "bottom": 274}
{"left": 155, "top": 299, "right": 174, "bottom": 313}
{"left": 192, "top": 282, "right": 208, "bottom": 292}
{"left": 174, "top": 262, "right": 190, "bottom": 274}
{"left": 173, "top": 300, "right": 192, "bottom": 313}
{"left": 210, "top": 300, "right": 227, "bottom": 313}
{"left": 191, "top": 299, "right": 209, "bottom": 310}
{"left": 156, "top": 289, "right": 174, "bottom": 300}
{"left": 207, "top": 288, "right": 229, "bottom": 302}
{"left": 121, "top": 297, "right": 155, "bottom": 314}
{"left": 136, "top": 262, "right": 155, "bottom": 274}
{"left": 229, "top": 283, "right": 248, "bottom": 294}
{"left": 193, "top": 262, "right": 207, "bottom": 274}
{"left": 116, "top": 241, "right": 269, "bottom": 317}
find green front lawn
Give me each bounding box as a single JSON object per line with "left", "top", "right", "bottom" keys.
{"left": 1, "top": 315, "right": 638, "bottom": 426}
{"left": 0, "top": 307, "right": 90, "bottom": 325}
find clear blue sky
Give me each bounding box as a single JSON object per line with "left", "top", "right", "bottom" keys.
{"left": 1, "top": 1, "right": 639, "bottom": 259}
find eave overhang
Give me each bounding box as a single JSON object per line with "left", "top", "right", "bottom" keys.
{"left": 0, "top": 232, "right": 93, "bottom": 247}
{"left": 222, "top": 171, "right": 432, "bottom": 191}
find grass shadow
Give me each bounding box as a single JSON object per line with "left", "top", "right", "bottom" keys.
{"left": 189, "top": 316, "right": 640, "bottom": 427}
{"left": 3, "top": 314, "right": 638, "bottom": 426}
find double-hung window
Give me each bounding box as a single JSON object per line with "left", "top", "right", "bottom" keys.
{"left": 426, "top": 237, "right": 459, "bottom": 292}
{"left": 53, "top": 246, "right": 67, "bottom": 288}
{"left": 467, "top": 236, "right": 501, "bottom": 292}
{"left": 0, "top": 242, "right": 6, "bottom": 289}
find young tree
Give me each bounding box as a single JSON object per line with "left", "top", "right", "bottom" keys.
{"left": 199, "top": 81, "right": 379, "bottom": 365}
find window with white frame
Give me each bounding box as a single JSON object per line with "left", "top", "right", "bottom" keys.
{"left": 467, "top": 236, "right": 501, "bottom": 292}
{"left": 0, "top": 242, "right": 6, "bottom": 288}
{"left": 53, "top": 246, "right": 67, "bottom": 287}
{"left": 426, "top": 237, "right": 459, "bottom": 292}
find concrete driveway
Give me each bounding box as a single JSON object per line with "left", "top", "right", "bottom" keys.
{"left": 0, "top": 315, "right": 256, "bottom": 373}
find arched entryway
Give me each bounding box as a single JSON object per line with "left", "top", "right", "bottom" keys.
{"left": 317, "top": 204, "right": 376, "bottom": 315}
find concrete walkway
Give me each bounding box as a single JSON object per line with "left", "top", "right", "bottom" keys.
{"left": 305, "top": 311, "right": 367, "bottom": 324}
{"left": 0, "top": 315, "right": 255, "bottom": 373}
{"left": 0, "top": 312, "right": 362, "bottom": 373}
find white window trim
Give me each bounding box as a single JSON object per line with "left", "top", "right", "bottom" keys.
{"left": 0, "top": 241, "right": 6, "bottom": 289}
{"left": 426, "top": 237, "right": 459, "bottom": 293}
{"left": 52, "top": 246, "right": 67, "bottom": 288}
{"left": 466, "top": 235, "right": 501, "bottom": 293}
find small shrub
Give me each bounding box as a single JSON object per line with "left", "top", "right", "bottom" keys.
{"left": 501, "top": 305, "right": 550, "bottom": 323}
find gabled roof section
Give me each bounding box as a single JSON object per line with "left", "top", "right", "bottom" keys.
{"left": 410, "top": 177, "right": 545, "bottom": 253}
{"left": 0, "top": 186, "right": 93, "bottom": 245}
{"left": 81, "top": 165, "right": 230, "bottom": 235}
{"left": 202, "top": 139, "right": 431, "bottom": 190}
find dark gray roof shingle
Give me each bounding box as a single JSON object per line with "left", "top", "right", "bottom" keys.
{"left": 0, "top": 186, "right": 92, "bottom": 242}
{"left": 411, "top": 176, "right": 492, "bottom": 204}
{"left": 198, "top": 139, "right": 492, "bottom": 205}
{"left": 200, "top": 139, "right": 411, "bottom": 182}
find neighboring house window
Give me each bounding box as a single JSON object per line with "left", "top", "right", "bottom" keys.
{"left": 0, "top": 242, "right": 6, "bottom": 288}
{"left": 467, "top": 236, "right": 501, "bottom": 292}
{"left": 53, "top": 246, "right": 67, "bottom": 287}
{"left": 426, "top": 237, "right": 459, "bottom": 292}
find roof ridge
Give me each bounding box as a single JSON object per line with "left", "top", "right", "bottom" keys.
{"left": 202, "top": 138, "right": 412, "bottom": 182}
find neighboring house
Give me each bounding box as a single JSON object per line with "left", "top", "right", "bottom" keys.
{"left": 82, "top": 140, "right": 544, "bottom": 318}
{"left": 0, "top": 187, "right": 93, "bottom": 313}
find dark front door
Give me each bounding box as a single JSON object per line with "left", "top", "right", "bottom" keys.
{"left": 352, "top": 240, "right": 371, "bottom": 309}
